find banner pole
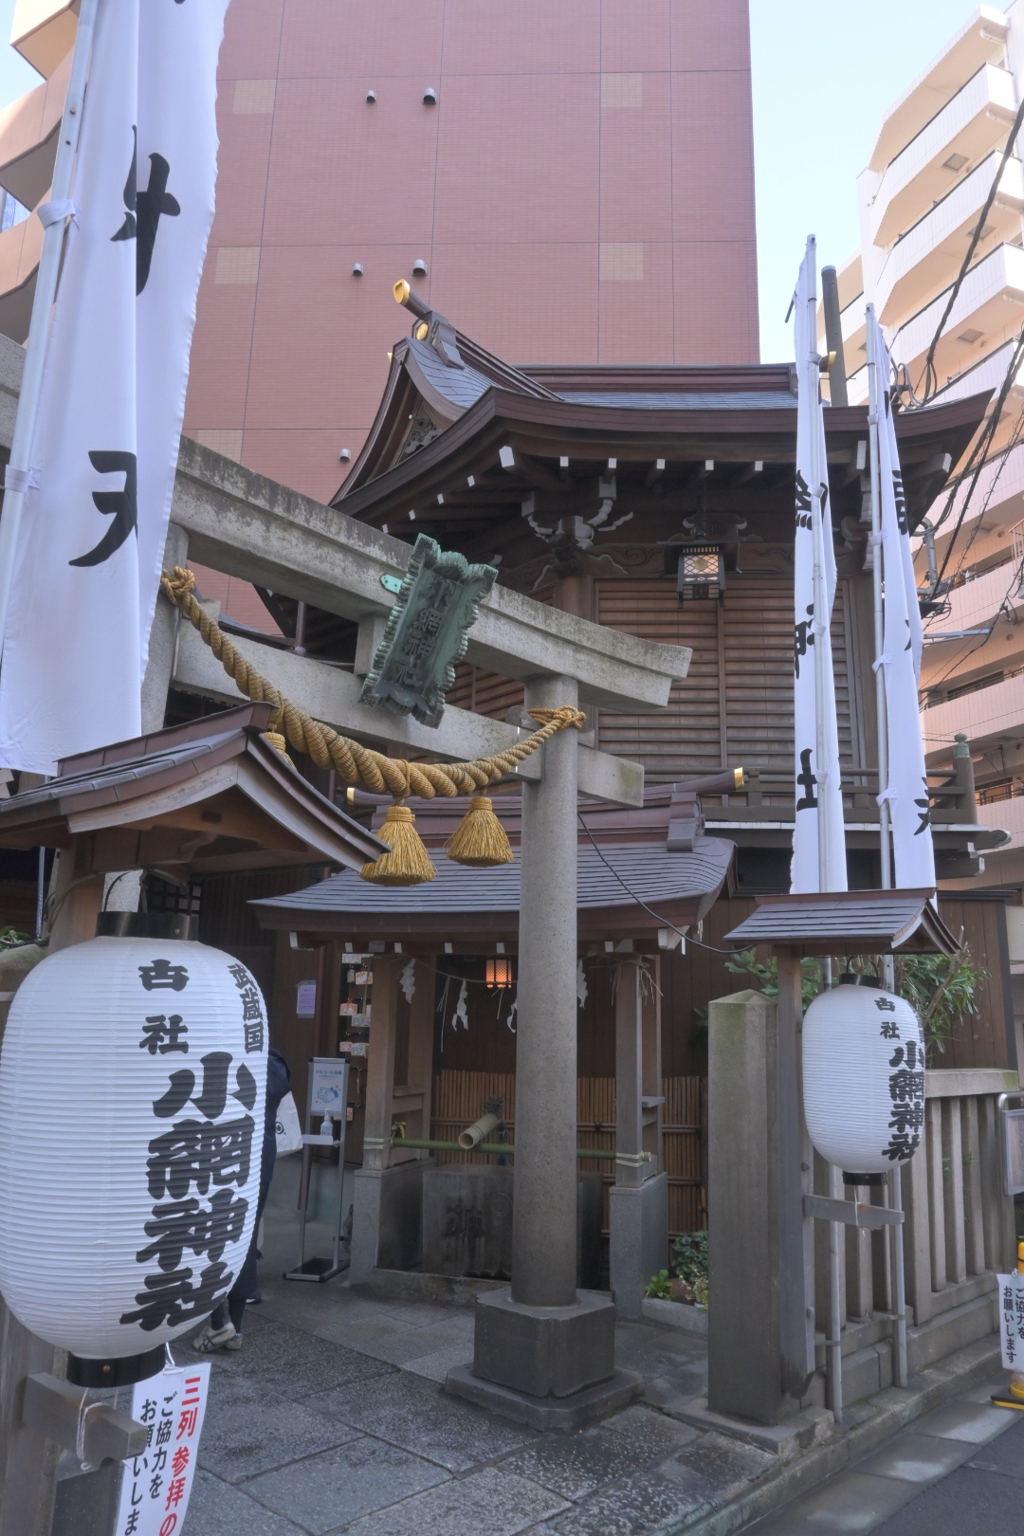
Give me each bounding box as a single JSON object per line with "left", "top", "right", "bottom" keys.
{"left": 866, "top": 308, "right": 893, "bottom": 911}
{"left": 807, "top": 237, "right": 831, "bottom": 894}
{"left": 0, "top": 0, "right": 100, "bottom": 665}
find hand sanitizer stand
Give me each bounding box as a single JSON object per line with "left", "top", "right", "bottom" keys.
{"left": 285, "top": 1057, "right": 350, "bottom": 1282}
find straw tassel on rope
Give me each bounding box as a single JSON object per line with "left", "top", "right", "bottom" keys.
{"left": 161, "top": 566, "right": 584, "bottom": 884}
{"left": 445, "top": 794, "right": 513, "bottom": 867}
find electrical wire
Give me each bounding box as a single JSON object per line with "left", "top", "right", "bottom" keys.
{"left": 928, "top": 329, "right": 1024, "bottom": 592}
{"left": 918, "top": 94, "right": 1024, "bottom": 402}
{"left": 576, "top": 810, "right": 739, "bottom": 954}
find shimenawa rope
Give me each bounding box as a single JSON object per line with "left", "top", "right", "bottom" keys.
{"left": 161, "top": 567, "right": 584, "bottom": 884}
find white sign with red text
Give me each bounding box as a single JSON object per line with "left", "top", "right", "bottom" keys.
{"left": 116, "top": 1362, "right": 210, "bottom": 1536}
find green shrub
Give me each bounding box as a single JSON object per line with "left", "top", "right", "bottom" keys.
{"left": 672, "top": 1229, "right": 708, "bottom": 1289}
{"left": 644, "top": 1269, "right": 672, "bottom": 1299}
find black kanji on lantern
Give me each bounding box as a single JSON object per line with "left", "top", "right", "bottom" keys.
{"left": 111, "top": 127, "right": 181, "bottom": 294}
{"left": 140, "top": 1014, "right": 189, "bottom": 1054}
{"left": 152, "top": 1051, "right": 232, "bottom": 1120}
{"left": 227, "top": 962, "right": 264, "bottom": 1051}
{"left": 119, "top": 1258, "right": 231, "bottom": 1332}
{"left": 69, "top": 450, "right": 138, "bottom": 568}
{"left": 146, "top": 1115, "right": 254, "bottom": 1200}
{"left": 136, "top": 1187, "right": 249, "bottom": 1272}
{"left": 139, "top": 958, "right": 190, "bottom": 992}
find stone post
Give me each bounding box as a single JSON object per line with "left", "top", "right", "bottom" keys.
{"left": 448, "top": 675, "right": 639, "bottom": 1429}
{"left": 609, "top": 957, "right": 668, "bottom": 1319}
{"left": 707, "top": 988, "right": 783, "bottom": 1424}
{"left": 350, "top": 952, "right": 400, "bottom": 1283}
{"left": 141, "top": 523, "right": 187, "bottom": 734}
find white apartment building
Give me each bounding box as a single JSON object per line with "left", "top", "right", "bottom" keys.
{"left": 836, "top": 4, "right": 1024, "bottom": 896}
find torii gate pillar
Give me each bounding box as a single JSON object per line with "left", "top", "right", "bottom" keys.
{"left": 446, "top": 674, "right": 641, "bottom": 1430}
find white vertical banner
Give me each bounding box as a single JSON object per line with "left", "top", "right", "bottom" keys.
{"left": 791, "top": 238, "right": 847, "bottom": 894}
{"left": 870, "top": 311, "right": 936, "bottom": 889}
{"left": 116, "top": 1361, "right": 211, "bottom": 1536}
{"left": 0, "top": 0, "right": 231, "bottom": 775}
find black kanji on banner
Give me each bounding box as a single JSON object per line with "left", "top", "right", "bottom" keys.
{"left": 69, "top": 451, "right": 138, "bottom": 568}
{"left": 111, "top": 127, "right": 180, "bottom": 294}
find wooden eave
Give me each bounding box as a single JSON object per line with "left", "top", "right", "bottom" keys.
{"left": 333, "top": 385, "right": 990, "bottom": 537}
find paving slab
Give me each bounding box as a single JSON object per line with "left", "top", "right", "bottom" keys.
{"left": 309, "top": 1367, "right": 537, "bottom": 1471}
{"left": 961, "top": 1410, "right": 1024, "bottom": 1479}
{"left": 855, "top": 1428, "right": 973, "bottom": 1488}
{"left": 547, "top": 1462, "right": 712, "bottom": 1535}
{"left": 186, "top": 1468, "right": 308, "bottom": 1536}
{"left": 350, "top": 1317, "right": 475, "bottom": 1365}
{"left": 660, "top": 1430, "right": 775, "bottom": 1503}
{"left": 197, "top": 1371, "right": 360, "bottom": 1484}
{"left": 499, "top": 1405, "right": 698, "bottom": 1502}
{"left": 339, "top": 1465, "right": 570, "bottom": 1536}
{"left": 915, "top": 1398, "right": 1018, "bottom": 1445}
{"left": 398, "top": 1339, "right": 474, "bottom": 1383}
{"left": 241, "top": 1436, "right": 450, "bottom": 1534}
{"left": 868, "top": 1459, "right": 1024, "bottom": 1535}
{"left": 773, "top": 1469, "right": 917, "bottom": 1531}
{"left": 181, "top": 1312, "right": 398, "bottom": 1400}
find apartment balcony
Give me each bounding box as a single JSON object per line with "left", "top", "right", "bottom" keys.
{"left": 0, "top": 46, "right": 67, "bottom": 209}
{"left": 923, "top": 668, "right": 1024, "bottom": 757}
{"left": 0, "top": 207, "right": 41, "bottom": 343}
{"left": 927, "top": 559, "right": 1022, "bottom": 636}
{"left": 876, "top": 151, "right": 1024, "bottom": 327}
{"left": 868, "top": 7, "right": 1008, "bottom": 174}
{"left": 891, "top": 241, "right": 1024, "bottom": 386}
{"left": 11, "top": 0, "right": 77, "bottom": 79}
{"left": 870, "top": 63, "right": 1017, "bottom": 249}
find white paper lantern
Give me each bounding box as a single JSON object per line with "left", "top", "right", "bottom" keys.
{"left": 802, "top": 975, "right": 925, "bottom": 1178}
{"left": 0, "top": 918, "right": 266, "bottom": 1381}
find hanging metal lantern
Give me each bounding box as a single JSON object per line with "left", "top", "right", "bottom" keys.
{"left": 673, "top": 543, "right": 726, "bottom": 605}
{"left": 0, "top": 913, "right": 267, "bottom": 1385}
{"left": 802, "top": 974, "right": 925, "bottom": 1182}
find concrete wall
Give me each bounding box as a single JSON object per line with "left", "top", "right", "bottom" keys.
{"left": 184, "top": 0, "right": 760, "bottom": 504}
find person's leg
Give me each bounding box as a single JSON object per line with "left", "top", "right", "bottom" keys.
{"left": 226, "top": 1177, "right": 272, "bottom": 1335}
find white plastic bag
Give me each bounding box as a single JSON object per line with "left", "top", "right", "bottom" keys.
{"left": 275, "top": 1090, "right": 302, "bottom": 1155}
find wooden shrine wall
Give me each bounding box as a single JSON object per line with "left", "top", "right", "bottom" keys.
{"left": 595, "top": 575, "right": 861, "bottom": 783}
{"left": 431, "top": 1068, "right": 706, "bottom": 1239}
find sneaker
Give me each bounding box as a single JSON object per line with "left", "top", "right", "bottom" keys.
{"left": 246, "top": 1288, "right": 262, "bottom": 1305}
{"left": 192, "top": 1321, "right": 241, "bottom": 1352}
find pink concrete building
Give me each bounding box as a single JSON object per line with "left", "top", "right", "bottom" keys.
{"left": 0, "top": 0, "right": 759, "bottom": 510}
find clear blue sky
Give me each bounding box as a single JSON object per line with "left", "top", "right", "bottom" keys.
{"left": 0, "top": 0, "right": 997, "bottom": 364}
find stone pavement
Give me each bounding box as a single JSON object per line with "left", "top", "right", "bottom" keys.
{"left": 742, "top": 1380, "right": 1023, "bottom": 1535}
{"left": 177, "top": 1200, "right": 1012, "bottom": 1536}
{"left": 179, "top": 1203, "right": 787, "bottom": 1536}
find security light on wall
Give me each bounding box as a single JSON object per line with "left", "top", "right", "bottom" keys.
{"left": 412, "top": 258, "right": 428, "bottom": 277}
{"left": 339, "top": 448, "right": 352, "bottom": 462}
{"left": 423, "top": 87, "right": 438, "bottom": 105}
{"left": 351, "top": 263, "right": 363, "bottom": 277}
{"left": 366, "top": 89, "right": 377, "bottom": 103}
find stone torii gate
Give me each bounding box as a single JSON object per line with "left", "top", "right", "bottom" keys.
{"left": 158, "top": 434, "right": 690, "bottom": 1426}
{"left": 0, "top": 328, "right": 692, "bottom": 1522}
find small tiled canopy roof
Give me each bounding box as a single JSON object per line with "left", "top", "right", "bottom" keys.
{"left": 725, "top": 890, "right": 961, "bottom": 956}
{"left": 251, "top": 835, "right": 735, "bottom": 947}
{"left": 0, "top": 703, "right": 387, "bottom": 876}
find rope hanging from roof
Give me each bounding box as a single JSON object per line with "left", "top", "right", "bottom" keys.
{"left": 160, "top": 567, "right": 584, "bottom": 885}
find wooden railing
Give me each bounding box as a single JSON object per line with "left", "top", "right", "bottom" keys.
{"left": 902, "top": 1069, "right": 1018, "bottom": 1327}
{"left": 821, "top": 1068, "right": 1018, "bottom": 1398}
